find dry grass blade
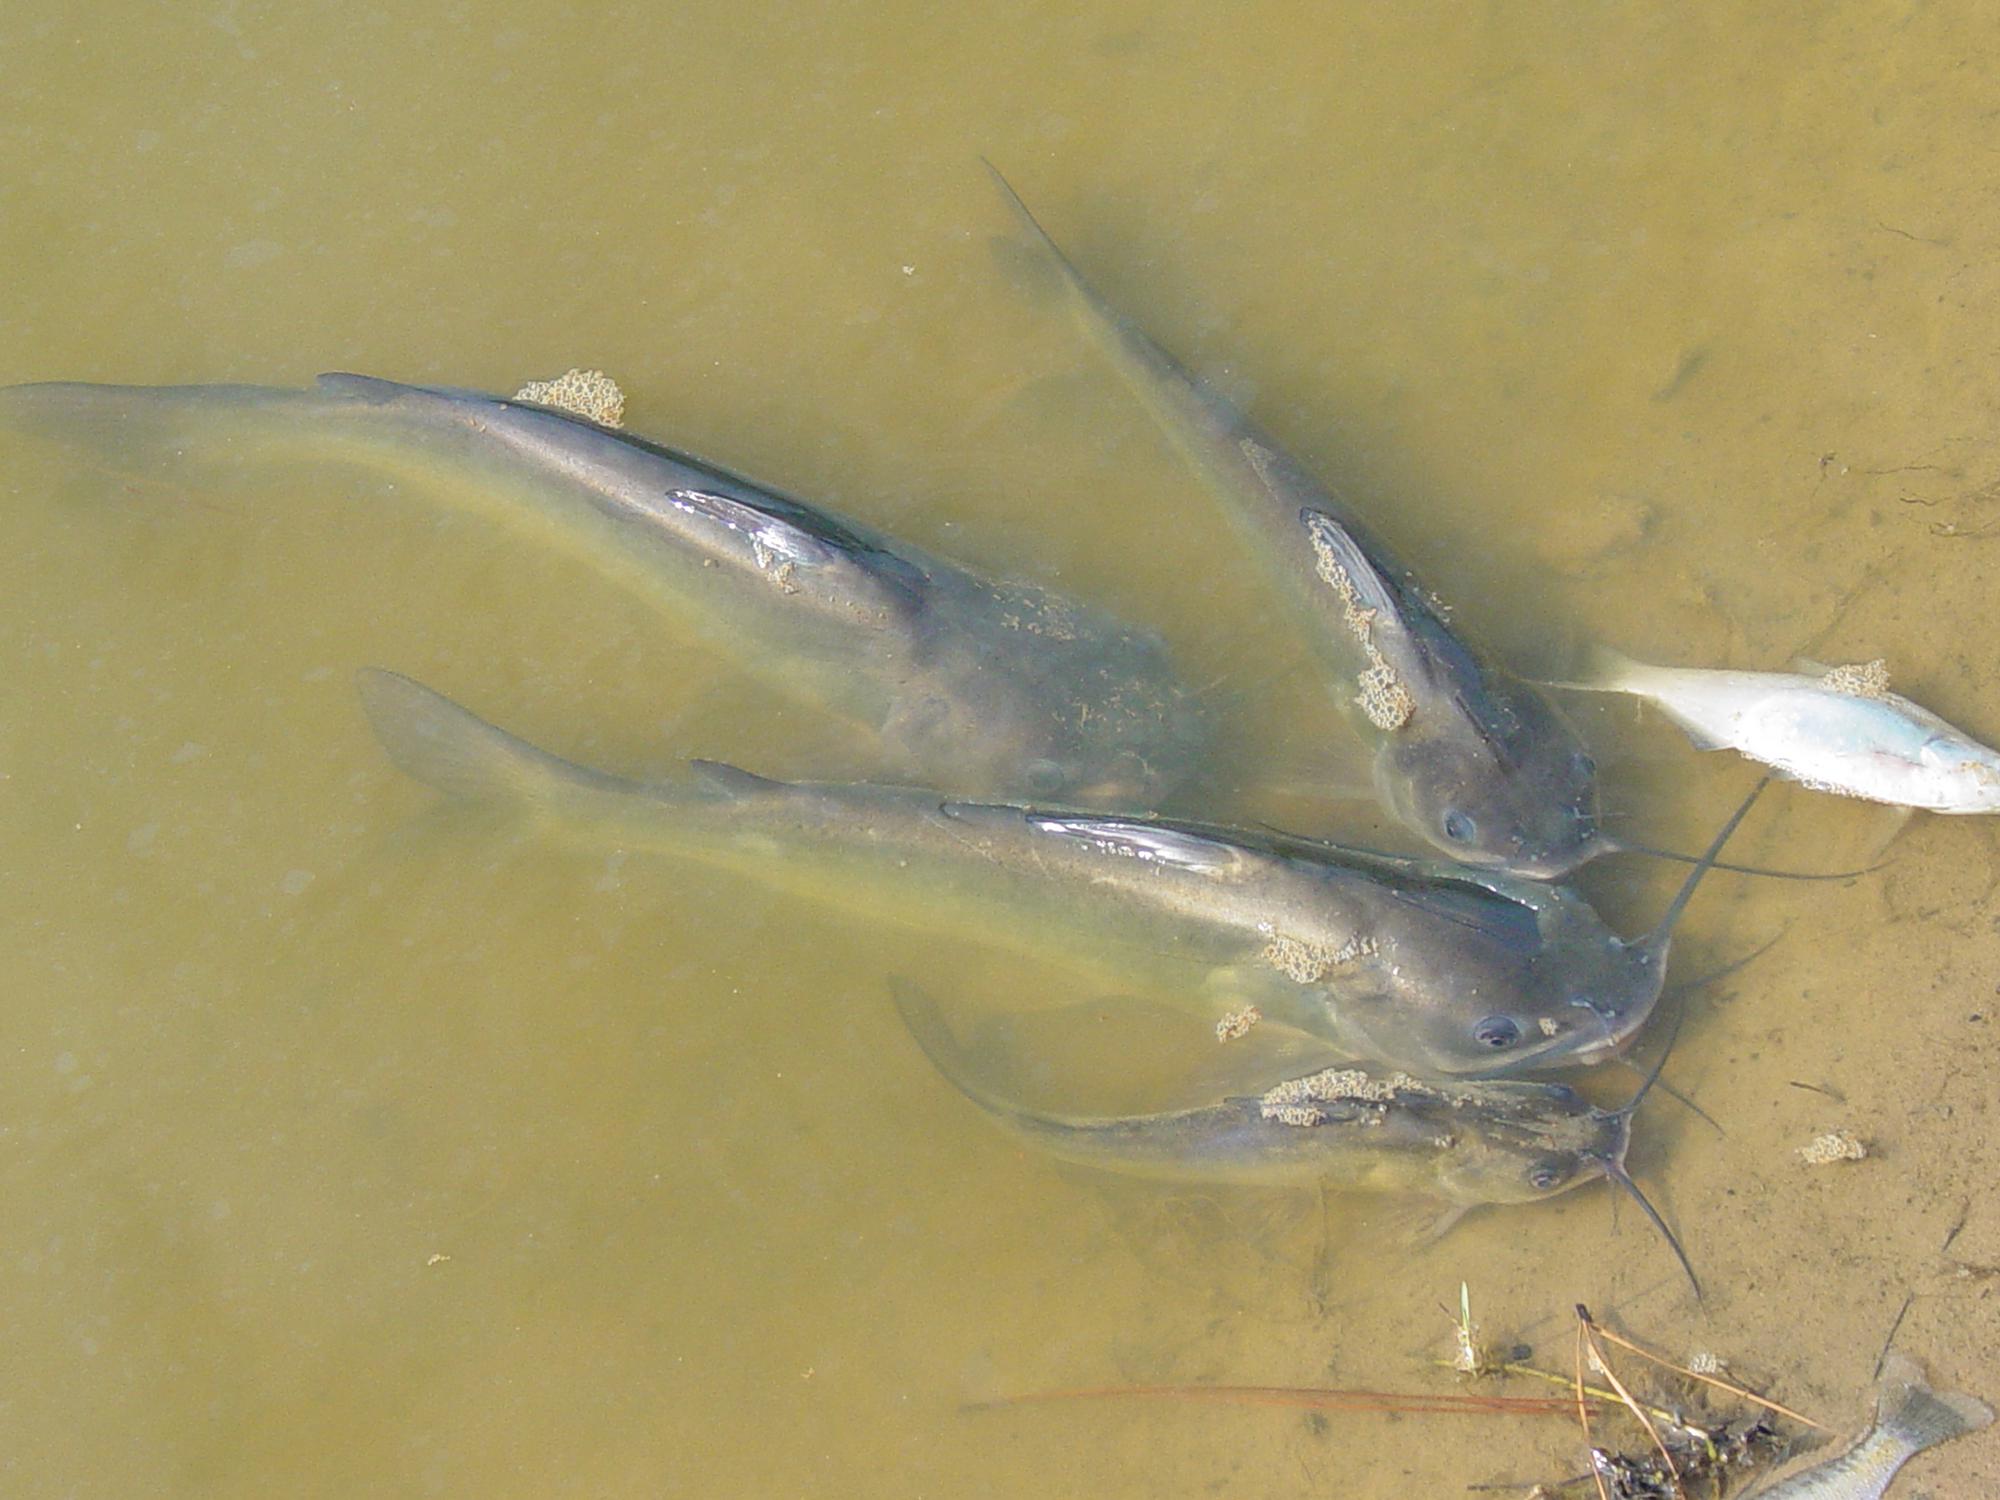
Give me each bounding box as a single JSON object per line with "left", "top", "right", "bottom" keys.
{"left": 1586, "top": 1321, "right": 1831, "bottom": 1432}
{"left": 965, "top": 1383, "right": 1591, "bottom": 1417}
{"left": 1580, "top": 1311, "right": 1680, "bottom": 1488}
{"left": 1576, "top": 1318, "right": 1612, "bottom": 1500}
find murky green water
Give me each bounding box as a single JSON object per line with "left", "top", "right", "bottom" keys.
{"left": 6, "top": 2, "right": 2000, "bottom": 1494}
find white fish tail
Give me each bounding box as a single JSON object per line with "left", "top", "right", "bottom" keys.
{"left": 1876, "top": 1354, "right": 1994, "bottom": 1456}
{"left": 1540, "top": 642, "right": 1651, "bottom": 695}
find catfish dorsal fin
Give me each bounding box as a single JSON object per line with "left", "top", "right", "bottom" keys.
{"left": 687, "top": 759, "right": 786, "bottom": 797}
{"left": 1298, "top": 507, "right": 1400, "bottom": 622}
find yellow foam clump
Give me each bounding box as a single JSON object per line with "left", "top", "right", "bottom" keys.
{"left": 513, "top": 368, "right": 626, "bottom": 428}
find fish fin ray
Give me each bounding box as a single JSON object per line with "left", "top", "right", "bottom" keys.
{"left": 1019, "top": 814, "right": 1249, "bottom": 876}
{"left": 686, "top": 759, "right": 787, "bottom": 799}
{"left": 1875, "top": 1359, "right": 1995, "bottom": 1453}
{"left": 658, "top": 486, "right": 928, "bottom": 622}
{"left": 1298, "top": 506, "right": 1468, "bottom": 688}
{"left": 356, "top": 669, "right": 596, "bottom": 810}
{"left": 1380, "top": 880, "right": 1544, "bottom": 953}
{"left": 1536, "top": 642, "right": 1647, "bottom": 694}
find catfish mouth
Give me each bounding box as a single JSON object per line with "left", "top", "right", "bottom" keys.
{"left": 1507, "top": 828, "right": 1605, "bottom": 882}
{"left": 1434, "top": 804, "right": 1605, "bottom": 883}
{"left": 1550, "top": 989, "right": 1653, "bottom": 1068}
{"left": 1479, "top": 801, "right": 1605, "bottom": 881}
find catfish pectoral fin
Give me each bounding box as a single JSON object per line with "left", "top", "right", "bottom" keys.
{"left": 890, "top": 978, "right": 1018, "bottom": 1121}
{"left": 1380, "top": 1199, "right": 1470, "bottom": 1248}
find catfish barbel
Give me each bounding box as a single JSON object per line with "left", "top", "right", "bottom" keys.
{"left": 0, "top": 373, "right": 1205, "bottom": 805}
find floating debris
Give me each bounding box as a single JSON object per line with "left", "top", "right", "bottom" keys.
{"left": 1799, "top": 1131, "right": 1868, "bottom": 1166}
{"left": 512, "top": 368, "right": 626, "bottom": 427}
{"left": 1214, "top": 1005, "right": 1261, "bottom": 1043}
{"left": 1258, "top": 931, "right": 1376, "bottom": 984}
{"left": 1819, "top": 658, "right": 1892, "bottom": 700}
{"left": 1303, "top": 515, "right": 1416, "bottom": 731}
{"left": 1560, "top": 1306, "right": 1813, "bottom": 1500}
{"left": 1259, "top": 1066, "right": 1417, "bottom": 1114}
{"left": 1451, "top": 1283, "right": 1489, "bottom": 1376}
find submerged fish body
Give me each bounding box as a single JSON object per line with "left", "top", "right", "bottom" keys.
{"left": 1575, "top": 649, "right": 2000, "bottom": 813}
{"left": 0, "top": 374, "right": 1204, "bottom": 806}
{"left": 892, "top": 982, "right": 1627, "bottom": 1212}
{"left": 358, "top": 669, "right": 1664, "bottom": 1077}
{"left": 988, "top": 167, "right": 1601, "bottom": 877}
{"left": 1752, "top": 1354, "right": 1991, "bottom": 1499}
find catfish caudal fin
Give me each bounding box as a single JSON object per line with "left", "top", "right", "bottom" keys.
{"left": 0, "top": 381, "right": 264, "bottom": 475}
{"left": 981, "top": 159, "right": 1094, "bottom": 308}
{"left": 981, "top": 160, "right": 1198, "bottom": 407}
{"left": 1537, "top": 642, "right": 1649, "bottom": 695}
{"left": 1874, "top": 1354, "right": 1994, "bottom": 1457}
{"left": 356, "top": 668, "right": 603, "bottom": 810}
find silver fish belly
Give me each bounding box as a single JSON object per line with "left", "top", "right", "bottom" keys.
{"left": 0, "top": 374, "right": 1205, "bottom": 806}
{"left": 1569, "top": 650, "right": 2000, "bottom": 814}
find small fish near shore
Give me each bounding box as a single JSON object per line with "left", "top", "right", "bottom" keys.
{"left": 1554, "top": 648, "right": 2000, "bottom": 814}
{"left": 1749, "top": 1353, "right": 1990, "bottom": 1499}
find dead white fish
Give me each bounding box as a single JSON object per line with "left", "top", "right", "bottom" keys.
{"left": 1555, "top": 648, "right": 2000, "bottom": 812}
{"left": 1750, "top": 1352, "right": 1990, "bottom": 1498}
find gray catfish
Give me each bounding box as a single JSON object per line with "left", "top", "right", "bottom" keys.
{"left": 891, "top": 981, "right": 1700, "bottom": 1290}
{"left": 987, "top": 166, "right": 1601, "bottom": 875}
{"left": 358, "top": 669, "right": 1759, "bottom": 1078}
{"left": 0, "top": 374, "right": 1204, "bottom": 806}
{"left": 1748, "top": 1354, "right": 1991, "bottom": 1498}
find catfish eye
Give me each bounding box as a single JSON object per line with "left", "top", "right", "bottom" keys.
{"left": 1443, "top": 810, "right": 1477, "bottom": 844}
{"left": 1572, "top": 751, "right": 1597, "bottom": 780}
{"left": 1528, "top": 1161, "right": 1569, "bottom": 1192}
{"left": 1473, "top": 1015, "right": 1521, "bottom": 1049}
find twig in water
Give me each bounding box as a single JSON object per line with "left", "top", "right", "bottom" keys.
{"left": 1579, "top": 1308, "right": 1680, "bottom": 1489}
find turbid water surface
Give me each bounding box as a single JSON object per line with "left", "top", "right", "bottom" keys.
{"left": 5, "top": 3, "right": 2000, "bottom": 1495}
